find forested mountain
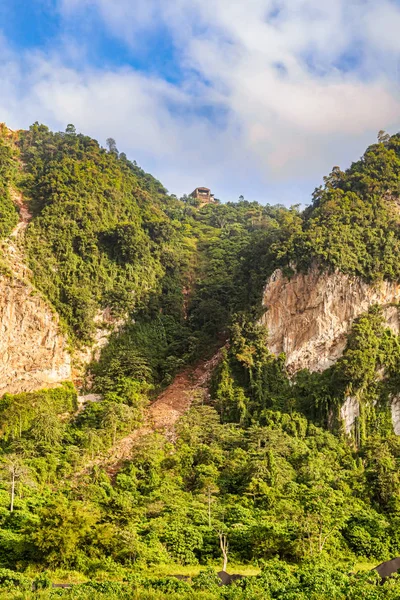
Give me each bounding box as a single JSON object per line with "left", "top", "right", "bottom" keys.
{"left": 1, "top": 123, "right": 400, "bottom": 598}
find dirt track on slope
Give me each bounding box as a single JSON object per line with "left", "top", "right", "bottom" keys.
{"left": 1, "top": 188, "right": 32, "bottom": 280}
{"left": 82, "top": 348, "right": 224, "bottom": 477}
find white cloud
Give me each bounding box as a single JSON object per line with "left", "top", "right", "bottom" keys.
{"left": 1, "top": 0, "right": 400, "bottom": 203}
{"left": 0, "top": 40, "right": 244, "bottom": 198}
{"left": 362, "top": 0, "right": 400, "bottom": 54}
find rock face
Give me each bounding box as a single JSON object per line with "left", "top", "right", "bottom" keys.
{"left": 0, "top": 183, "right": 123, "bottom": 395}
{"left": 391, "top": 397, "right": 400, "bottom": 435}
{"left": 261, "top": 266, "right": 400, "bottom": 373}
{"left": 340, "top": 397, "right": 360, "bottom": 435}
{"left": 0, "top": 276, "right": 71, "bottom": 395}
{"left": 0, "top": 184, "right": 73, "bottom": 395}
{"left": 0, "top": 277, "right": 124, "bottom": 395}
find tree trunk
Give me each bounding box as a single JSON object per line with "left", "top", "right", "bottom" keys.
{"left": 10, "top": 471, "right": 15, "bottom": 512}
{"left": 208, "top": 488, "right": 211, "bottom": 528}
{"left": 219, "top": 532, "right": 228, "bottom": 572}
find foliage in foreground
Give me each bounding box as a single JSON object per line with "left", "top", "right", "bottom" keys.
{"left": 0, "top": 561, "right": 399, "bottom": 599}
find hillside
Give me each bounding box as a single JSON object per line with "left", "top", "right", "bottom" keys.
{"left": 1, "top": 124, "right": 400, "bottom": 598}
{"left": 261, "top": 266, "right": 400, "bottom": 373}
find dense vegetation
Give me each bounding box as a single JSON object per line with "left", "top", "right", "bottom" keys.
{"left": 0, "top": 126, "right": 18, "bottom": 239}
{"left": 280, "top": 131, "right": 400, "bottom": 280}
{"left": 1, "top": 346, "right": 400, "bottom": 596}
{"left": 1, "top": 124, "right": 400, "bottom": 596}
{"left": 215, "top": 308, "right": 400, "bottom": 439}
{"left": 18, "top": 123, "right": 185, "bottom": 342}
{"left": 0, "top": 329, "right": 398, "bottom": 600}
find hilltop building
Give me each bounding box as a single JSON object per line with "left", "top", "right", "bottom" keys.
{"left": 190, "top": 187, "right": 215, "bottom": 205}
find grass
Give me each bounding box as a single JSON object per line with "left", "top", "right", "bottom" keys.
{"left": 352, "top": 561, "right": 377, "bottom": 572}
{"left": 23, "top": 563, "right": 261, "bottom": 586}
{"left": 142, "top": 562, "right": 261, "bottom": 578}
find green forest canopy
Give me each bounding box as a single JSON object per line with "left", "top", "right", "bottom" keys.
{"left": 0, "top": 124, "right": 400, "bottom": 595}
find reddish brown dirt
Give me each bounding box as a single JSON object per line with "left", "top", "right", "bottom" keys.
{"left": 1, "top": 188, "right": 33, "bottom": 280}
{"left": 10, "top": 188, "right": 32, "bottom": 229}
{"left": 83, "top": 348, "right": 225, "bottom": 477}
{"left": 149, "top": 350, "right": 222, "bottom": 431}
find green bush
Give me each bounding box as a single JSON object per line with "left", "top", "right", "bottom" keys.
{"left": 0, "top": 568, "right": 32, "bottom": 591}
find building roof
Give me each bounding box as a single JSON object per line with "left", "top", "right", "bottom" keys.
{"left": 189, "top": 187, "right": 215, "bottom": 200}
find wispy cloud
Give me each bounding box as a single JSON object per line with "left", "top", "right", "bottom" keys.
{"left": 1, "top": 0, "right": 400, "bottom": 203}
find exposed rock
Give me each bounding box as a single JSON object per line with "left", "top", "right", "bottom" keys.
{"left": 261, "top": 266, "right": 400, "bottom": 373}
{"left": 374, "top": 557, "right": 400, "bottom": 580}
{"left": 0, "top": 272, "right": 123, "bottom": 395}
{"left": 72, "top": 308, "right": 126, "bottom": 386}
{"left": 391, "top": 396, "right": 400, "bottom": 435}
{"left": 341, "top": 397, "right": 360, "bottom": 435}
{"left": 0, "top": 276, "right": 71, "bottom": 395}
{"left": 339, "top": 396, "right": 400, "bottom": 438}
{"left": 77, "top": 393, "right": 102, "bottom": 413}
{"left": 0, "top": 186, "right": 122, "bottom": 395}
{"left": 383, "top": 305, "right": 400, "bottom": 335}
{"left": 0, "top": 185, "right": 74, "bottom": 395}
{"left": 77, "top": 394, "right": 102, "bottom": 405}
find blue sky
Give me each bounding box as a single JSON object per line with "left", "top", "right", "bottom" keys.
{"left": 1, "top": 0, "right": 400, "bottom": 205}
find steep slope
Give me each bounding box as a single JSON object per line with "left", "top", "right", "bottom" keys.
{"left": 0, "top": 122, "right": 292, "bottom": 400}
{"left": 3, "top": 125, "right": 400, "bottom": 588}
{"left": 18, "top": 123, "right": 182, "bottom": 344}
{"left": 83, "top": 348, "right": 224, "bottom": 475}
{"left": 0, "top": 180, "right": 72, "bottom": 394}
{"left": 261, "top": 266, "right": 400, "bottom": 373}
{"left": 0, "top": 276, "right": 71, "bottom": 395}
{"left": 258, "top": 133, "right": 400, "bottom": 376}
{"left": 0, "top": 127, "right": 129, "bottom": 395}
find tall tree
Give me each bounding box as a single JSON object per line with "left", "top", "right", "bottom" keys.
{"left": 0, "top": 454, "right": 31, "bottom": 512}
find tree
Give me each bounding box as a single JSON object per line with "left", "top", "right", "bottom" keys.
{"left": 0, "top": 455, "right": 32, "bottom": 512}
{"left": 101, "top": 402, "right": 138, "bottom": 445}
{"left": 194, "top": 463, "right": 220, "bottom": 527}
{"left": 300, "top": 486, "right": 350, "bottom": 555}
{"left": 218, "top": 531, "right": 229, "bottom": 572}
{"left": 84, "top": 428, "right": 104, "bottom": 461}
{"left": 30, "top": 410, "right": 65, "bottom": 446}
{"left": 377, "top": 130, "right": 390, "bottom": 145}
{"left": 65, "top": 124, "right": 76, "bottom": 135}
{"left": 0, "top": 395, "right": 31, "bottom": 440}
{"left": 31, "top": 497, "right": 99, "bottom": 566}
{"left": 106, "top": 137, "right": 118, "bottom": 154}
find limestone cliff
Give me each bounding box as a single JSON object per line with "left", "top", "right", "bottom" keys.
{"left": 260, "top": 266, "right": 400, "bottom": 373}
{"left": 0, "top": 272, "right": 122, "bottom": 395}
{"left": 0, "top": 187, "right": 120, "bottom": 395}
{"left": 0, "top": 183, "right": 72, "bottom": 394}
{"left": 0, "top": 271, "right": 123, "bottom": 395}
{"left": 0, "top": 275, "right": 72, "bottom": 395}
